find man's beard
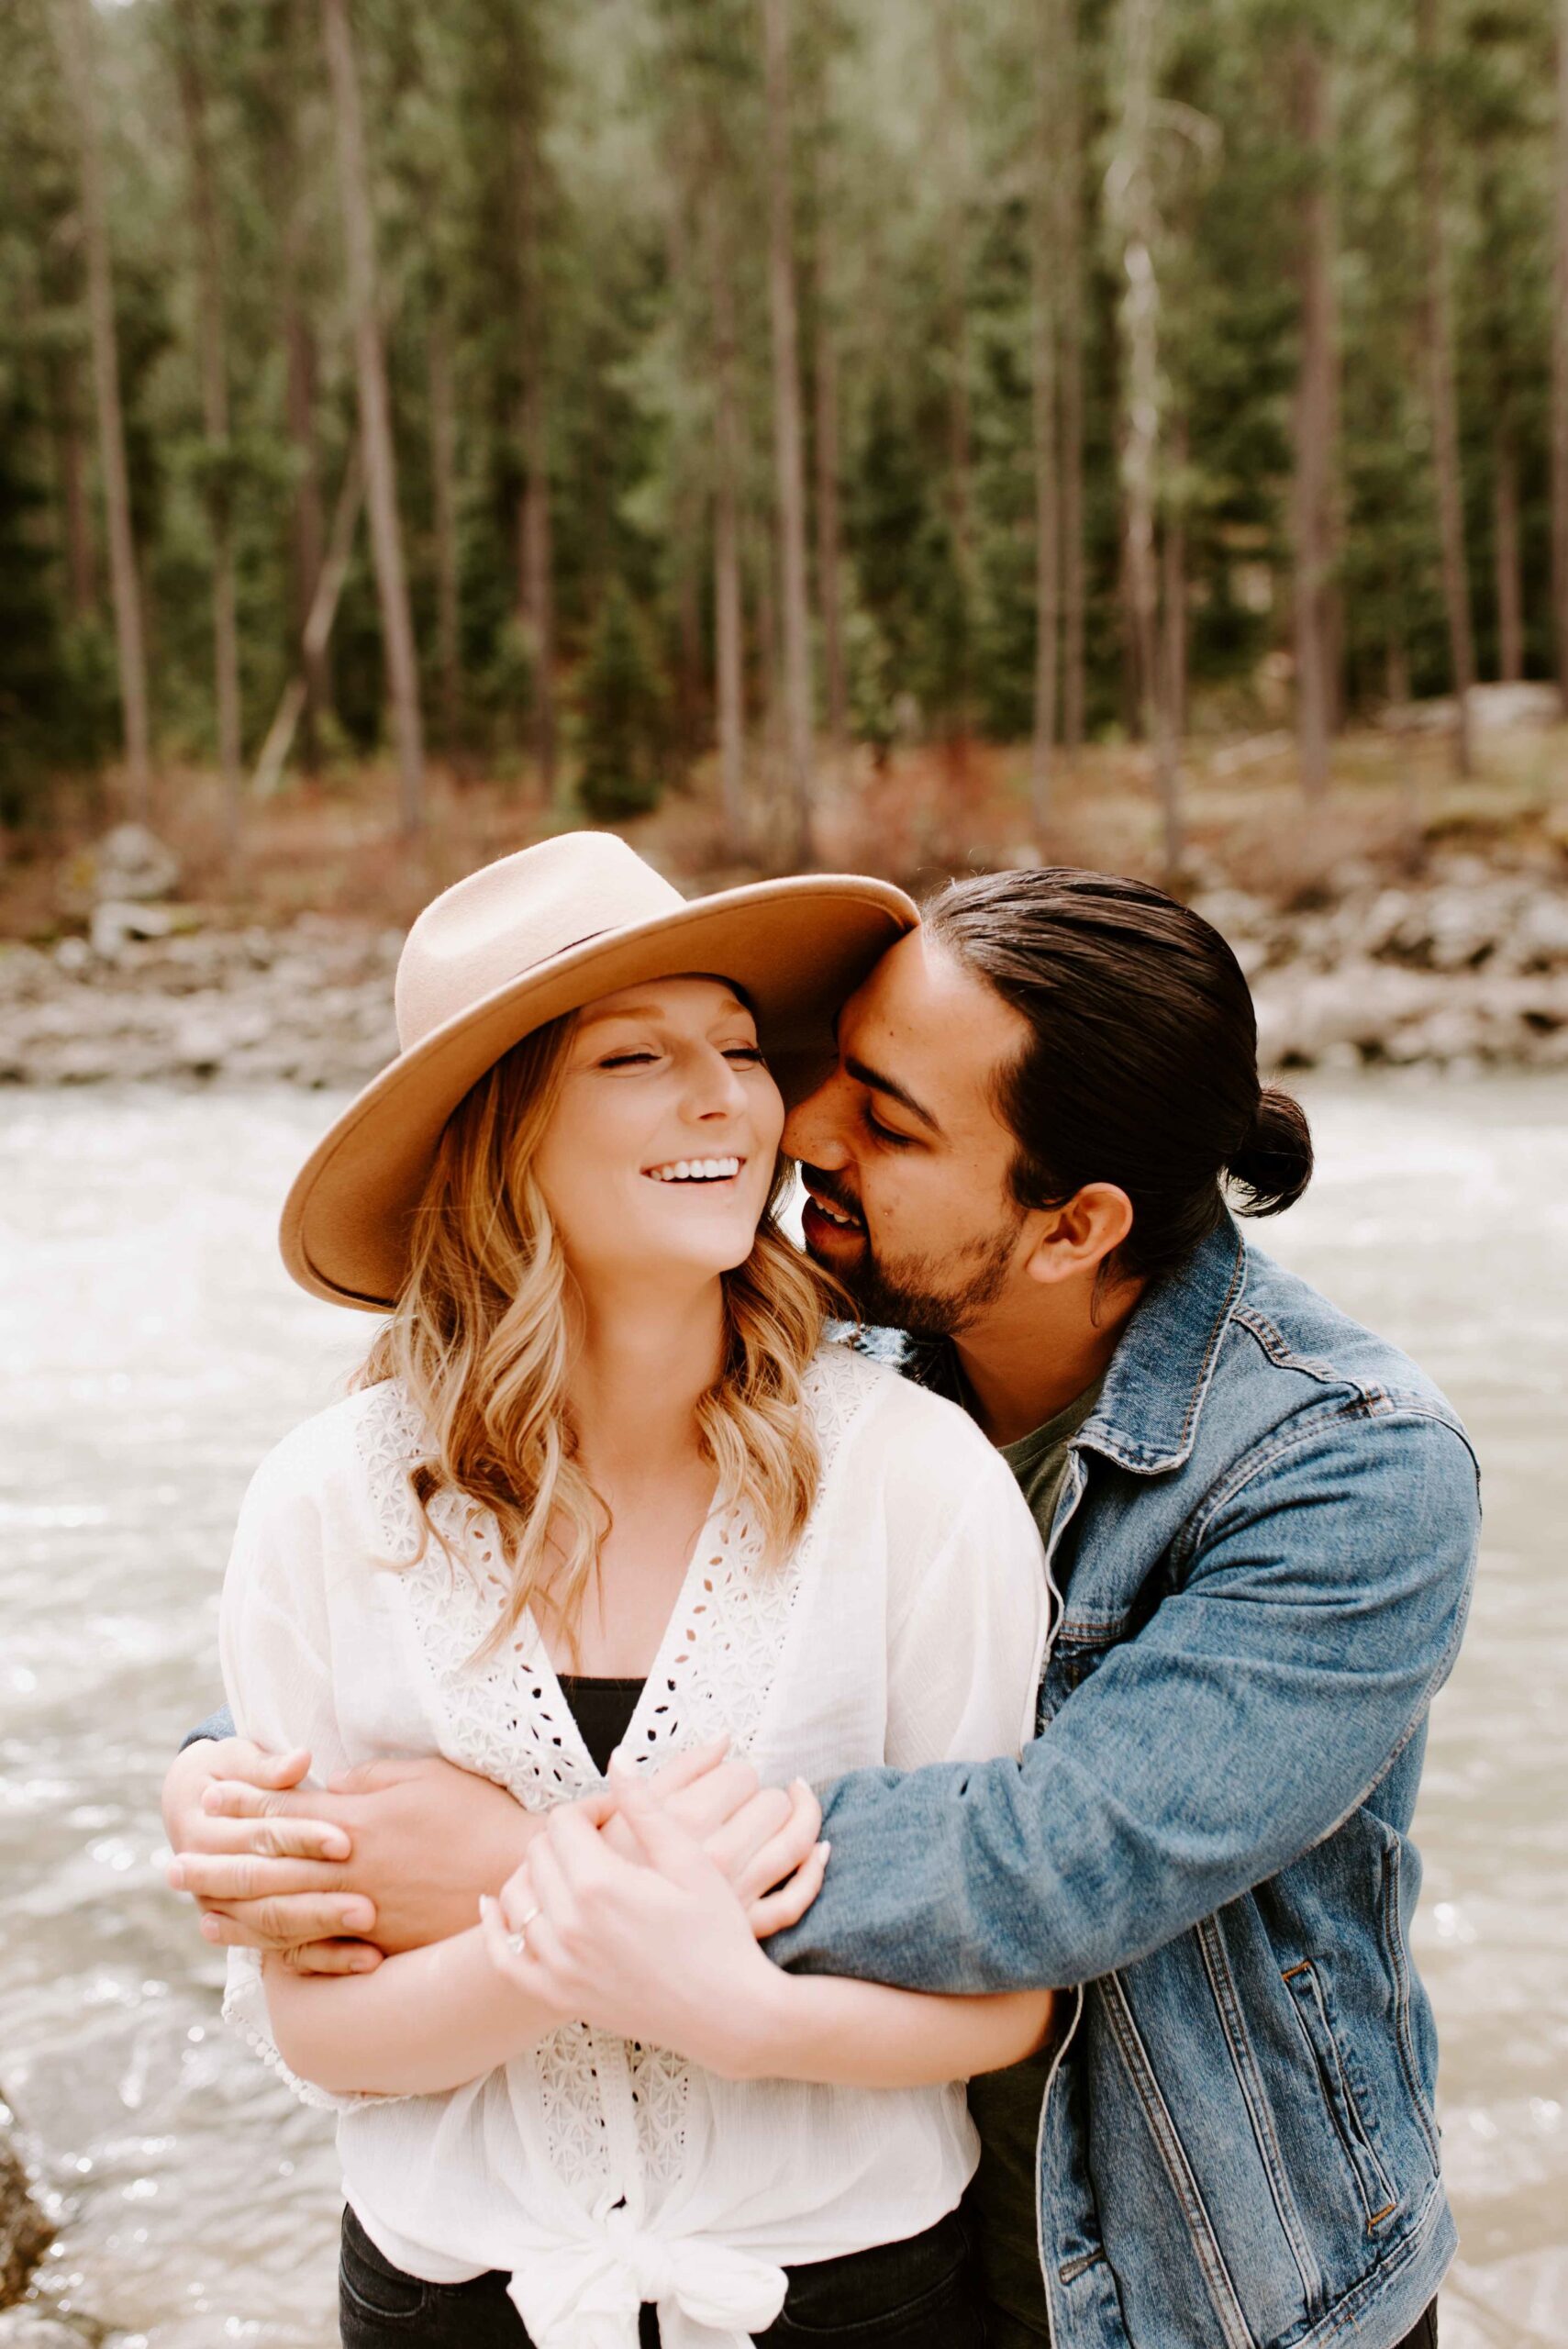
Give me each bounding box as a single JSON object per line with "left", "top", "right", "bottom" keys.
{"left": 806, "top": 1195, "right": 1026, "bottom": 1340}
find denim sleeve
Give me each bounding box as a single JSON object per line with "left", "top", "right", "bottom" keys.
{"left": 769, "top": 1409, "right": 1480, "bottom": 1991}
{"left": 179, "top": 1705, "right": 237, "bottom": 1752}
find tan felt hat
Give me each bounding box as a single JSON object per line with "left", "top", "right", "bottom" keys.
{"left": 280, "top": 830, "right": 917, "bottom": 1310}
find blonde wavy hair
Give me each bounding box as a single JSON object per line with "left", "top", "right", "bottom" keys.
{"left": 356, "top": 1009, "right": 845, "bottom": 1658}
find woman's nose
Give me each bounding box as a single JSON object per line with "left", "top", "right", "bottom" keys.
{"left": 687, "top": 1048, "right": 749, "bottom": 1119}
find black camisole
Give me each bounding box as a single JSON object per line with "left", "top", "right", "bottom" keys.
{"left": 556, "top": 1673, "right": 646, "bottom": 1776}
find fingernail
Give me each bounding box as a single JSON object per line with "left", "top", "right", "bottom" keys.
{"left": 322, "top": 1833, "right": 350, "bottom": 1861}
{"left": 817, "top": 1842, "right": 830, "bottom": 1862}
{"left": 350, "top": 1951, "right": 380, "bottom": 1973}
{"left": 339, "top": 1901, "right": 373, "bottom": 1932}
{"left": 199, "top": 1913, "right": 220, "bottom": 1940}
{"left": 166, "top": 1861, "right": 184, "bottom": 1890}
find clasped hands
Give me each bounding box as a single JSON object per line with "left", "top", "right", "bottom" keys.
{"left": 162, "top": 1733, "right": 827, "bottom": 1996}
{"left": 478, "top": 1753, "right": 829, "bottom": 2074}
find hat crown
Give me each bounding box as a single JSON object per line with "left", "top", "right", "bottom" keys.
{"left": 395, "top": 833, "right": 686, "bottom": 1051}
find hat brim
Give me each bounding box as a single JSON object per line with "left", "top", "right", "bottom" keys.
{"left": 280, "top": 872, "right": 917, "bottom": 1310}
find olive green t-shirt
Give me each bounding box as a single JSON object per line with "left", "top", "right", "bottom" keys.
{"left": 962, "top": 1378, "right": 1102, "bottom": 2349}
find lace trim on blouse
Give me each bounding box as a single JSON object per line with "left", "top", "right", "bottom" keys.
{"left": 355, "top": 1341, "right": 879, "bottom": 2196}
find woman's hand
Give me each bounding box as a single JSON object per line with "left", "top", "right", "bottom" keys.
{"left": 479, "top": 1766, "right": 829, "bottom": 2077}
{"left": 626, "top": 1759, "right": 828, "bottom": 1938}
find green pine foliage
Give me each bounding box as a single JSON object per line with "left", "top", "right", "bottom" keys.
{"left": 2, "top": 0, "right": 1566, "bottom": 825}
{"left": 575, "top": 581, "right": 671, "bottom": 819}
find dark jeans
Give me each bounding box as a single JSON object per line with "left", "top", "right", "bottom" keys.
{"left": 339, "top": 2203, "right": 983, "bottom": 2348}
{"left": 980, "top": 2293, "right": 1438, "bottom": 2348}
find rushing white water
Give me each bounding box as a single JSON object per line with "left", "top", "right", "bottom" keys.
{"left": 0, "top": 1077, "right": 1562, "bottom": 2348}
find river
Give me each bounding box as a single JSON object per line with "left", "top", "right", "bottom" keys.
{"left": 1, "top": 1077, "right": 1563, "bottom": 2348}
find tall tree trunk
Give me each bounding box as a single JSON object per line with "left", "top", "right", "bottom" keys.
{"left": 1111, "top": 0, "right": 1180, "bottom": 877}
{"left": 711, "top": 195, "right": 746, "bottom": 855}
{"left": 428, "top": 296, "right": 462, "bottom": 755}
{"left": 1029, "top": 0, "right": 1061, "bottom": 829}
{"left": 1058, "top": 0, "right": 1086, "bottom": 757}
{"left": 1162, "top": 416, "right": 1188, "bottom": 743}
{"left": 1416, "top": 0, "right": 1475, "bottom": 777}
{"left": 1494, "top": 411, "right": 1523, "bottom": 684}
{"left": 761, "top": 0, "right": 815, "bottom": 863}
{"left": 812, "top": 190, "right": 847, "bottom": 756}
{"left": 320, "top": 0, "right": 424, "bottom": 834}
{"left": 664, "top": 195, "right": 706, "bottom": 759}
{"left": 1292, "top": 28, "right": 1335, "bottom": 801}
{"left": 283, "top": 306, "right": 328, "bottom": 768}
{"left": 251, "top": 441, "right": 363, "bottom": 799}
{"left": 506, "top": 19, "right": 556, "bottom": 803}
{"left": 55, "top": 352, "right": 97, "bottom": 620}
{"left": 1553, "top": 0, "right": 1568, "bottom": 711}
{"left": 173, "top": 0, "right": 242, "bottom": 845}
{"left": 279, "top": 0, "right": 328, "bottom": 770}
{"left": 935, "top": 0, "right": 974, "bottom": 719}
{"left": 55, "top": 0, "right": 150, "bottom": 812}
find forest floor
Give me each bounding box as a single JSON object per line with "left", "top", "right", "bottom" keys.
{"left": 4, "top": 700, "right": 1568, "bottom": 1081}
{"left": 6, "top": 695, "right": 1568, "bottom": 937}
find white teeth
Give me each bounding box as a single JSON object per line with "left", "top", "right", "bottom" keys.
{"left": 647, "top": 1155, "right": 742, "bottom": 1183}
{"left": 813, "top": 1194, "right": 859, "bottom": 1226}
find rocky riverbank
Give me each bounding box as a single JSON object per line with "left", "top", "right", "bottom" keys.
{"left": 0, "top": 2099, "right": 96, "bottom": 2348}
{"left": 3, "top": 850, "right": 1568, "bottom": 1085}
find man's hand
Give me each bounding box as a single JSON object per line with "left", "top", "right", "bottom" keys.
{"left": 163, "top": 1731, "right": 828, "bottom": 1976}
{"left": 163, "top": 1745, "right": 535, "bottom": 1970}
{"left": 634, "top": 1760, "right": 828, "bottom": 1937}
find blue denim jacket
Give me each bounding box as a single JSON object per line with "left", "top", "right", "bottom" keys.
{"left": 772, "top": 1218, "right": 1479, "bottom": 2349}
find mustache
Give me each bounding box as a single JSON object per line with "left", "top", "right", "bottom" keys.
{"left": 797, "top": 1163, "right": 864, "bottom": 1221}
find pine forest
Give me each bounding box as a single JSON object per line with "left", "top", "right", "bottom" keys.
{"left": 6, "top": 0, "right": 1568, "bottom": 898}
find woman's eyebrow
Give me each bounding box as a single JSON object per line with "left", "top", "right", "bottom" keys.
{"left": 579, "top": 996, "right": 751, "bottom": 1031}
{"left": 578, "top": 1002, "right": 666, "bottom": 1028}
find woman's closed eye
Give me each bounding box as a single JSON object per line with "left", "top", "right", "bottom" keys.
{"left": 597, "top": 1042, "right": 762, "bottom": 1071}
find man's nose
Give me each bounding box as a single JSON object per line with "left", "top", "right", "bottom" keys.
{"left": 782, "top": 1071, "right": 847, "bottom": 1164}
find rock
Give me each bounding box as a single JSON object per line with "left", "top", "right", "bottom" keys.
{"left": 1375, "top": 682, "right": 1562, "bottom": 735}
{"left": 0, "top": 2314, "right": 100, "bottom": 2347}
{"left": 57, "top": 825, "right": 181, "bottom": 922}
{"left": 0, "top": 2125, "right": 54, "bottom": 2310}
{"left": 85, "top": 823, "right": 180, "bottom": 905}
{"left": 87, "top": 902, "right": 176, "bottom": 959}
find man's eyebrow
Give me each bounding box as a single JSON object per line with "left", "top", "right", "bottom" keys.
{"left": 843, "top": 1054, "right": 943, "bottom": 1136}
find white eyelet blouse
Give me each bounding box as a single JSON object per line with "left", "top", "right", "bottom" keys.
{"left": 219, "top": 1340, "right": 1048, "bottom": 2349}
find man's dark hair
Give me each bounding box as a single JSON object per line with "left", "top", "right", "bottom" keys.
{"left": 925, "top": 867, "right": 1313, "bottom": 1284}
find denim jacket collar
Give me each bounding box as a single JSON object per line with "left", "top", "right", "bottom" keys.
{"left": 1080, "top": 1215, "right": 1247, "bottom": 1478}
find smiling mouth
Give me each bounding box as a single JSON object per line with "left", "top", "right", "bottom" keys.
{"left": 642, "top": 1155, "right": 746, "bottom": 1185}
{"left": 803, "top": 1185, "right": 865, "bottom": 1235}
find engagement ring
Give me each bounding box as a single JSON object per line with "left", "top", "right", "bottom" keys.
{"left": 505, "top": 1901, "right": 541, "bottom": 1955}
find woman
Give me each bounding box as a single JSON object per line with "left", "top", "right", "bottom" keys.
{"left": 218, "top": 832, "right": 1053, "bottom": 2349}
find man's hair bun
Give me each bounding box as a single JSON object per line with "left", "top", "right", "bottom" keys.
{"left": 1226, "top": 1085, "right": 1314, "bottom": 1219}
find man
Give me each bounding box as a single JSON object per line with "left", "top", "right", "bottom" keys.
{"left": 166, "top": 868, "right": 1476, "bottom": 2349}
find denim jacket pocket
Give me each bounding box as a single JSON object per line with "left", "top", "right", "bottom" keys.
{"left": 1280, "top": 1961, "right": 1400, "bottom": 2234}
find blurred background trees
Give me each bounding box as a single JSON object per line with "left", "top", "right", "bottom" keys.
{"left": 5, "top": 0, "right": 1568, "bottom": 861}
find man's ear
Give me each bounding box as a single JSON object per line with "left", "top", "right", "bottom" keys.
{"left": 1021, "top": 1183, "right": 1134, "bottom": 1288}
